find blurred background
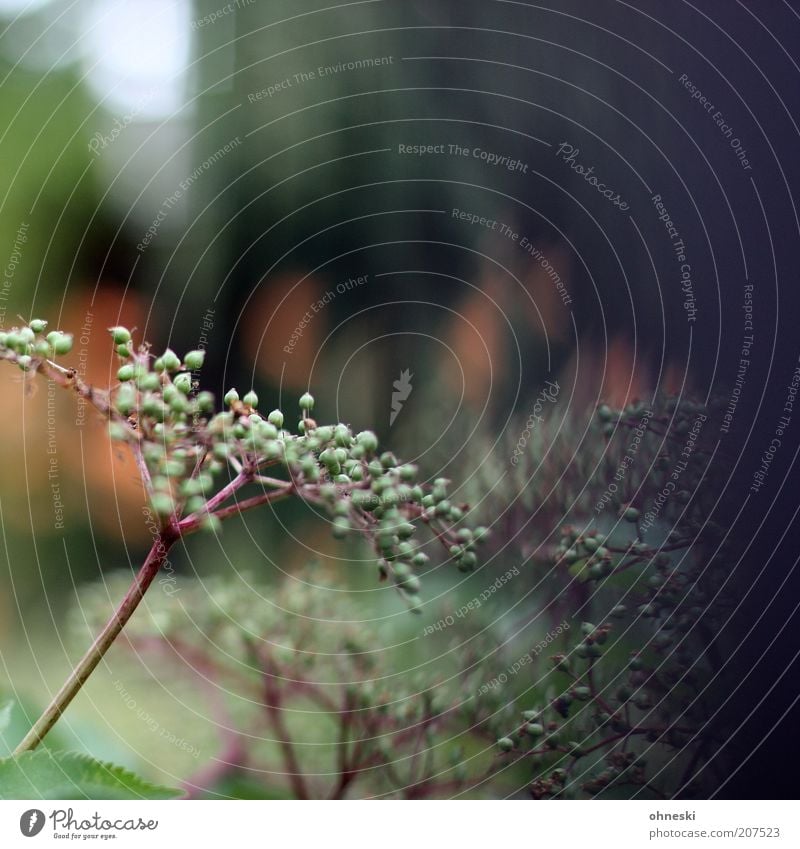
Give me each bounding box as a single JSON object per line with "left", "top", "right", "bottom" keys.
{"left": 0, "top": 0, "right": 799, "bottom": 798}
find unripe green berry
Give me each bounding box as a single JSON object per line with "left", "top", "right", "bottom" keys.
{"left": 332, "top": 516, "right": 350, "bottom": 538}
{"left": 29, "top": 319, "right": 47, "bottom": 333}
{"left": 17, "top": 355, "right": 31, "bottom": 371}
{"left": 459, "top": 551, "right": 477, "bottom": 571}
{"left": 161, "top": 349, "right": 181, "bottom": 372}
{"left": 224, "top": 388, "right": 239, "bottom": 407}
{"left": 117, "top": 364, "right": 135, "bottom": 382}
{"left": 299, "top": 391, "right": 314, "bottom": 411}
{"left": 173, "top": 372, "right": 192, "bottom": 395}
{"left": 47, "top": 332, "right": 73, "bottom": 356}
{"left": 243, "top": 390, "right": 258, "bottom": 408}
{"left": 356, "top": 430, "right": 378, "bottom": 452}
{"left": 116, "top": 344, "right": 131, "bottom": 358}
{"left": 496, "top": 737, "right": 514, "bottom": 753}
{"left": 108, "top": 422, "right": 128, "bottom": 441}
{"left": 196, "top": 391, "right": 215, "bottom": 414}
{"left": 115, "top": 385, "right": 136, "bottom": 416}
{"left": 109, "top": 326, "right": 131, "bottom": 344}
{"left": 392, "top": 562, "right": 412, "bottom": 580}
{"left": 398, "top": 574, "right": 421, "bottom": 594}
{"left": 623, "top": 506, "right": 640, "bottom": 522}
{"left": 268, "top": 409, "right": 284, "bottom": 428}
{"left": 572, "top": 686, "right": 591, "bottom": 701}
{"left": 334, "top": 424, "right": 352, "bottom": 447}
{"left": 150, "top": 492, "right": 174, "bottom": 516}
{"left": 525, "top": 722, "right": 544, "bottom": 737}
{"left": 137, "top": 372, "right": 160, "bottom": 392}
{"left": 183, "top": 349, "right": 205, "bottom": 370}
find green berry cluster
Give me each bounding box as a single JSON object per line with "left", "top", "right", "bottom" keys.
{"left": 554, "top": 526, "right": 613, "bottom": 582}
{"left": 0, "top": 318, "right": 73, "bottom": 370}
{"left": 3, "top": 319, "right": 484, "bottom": 610}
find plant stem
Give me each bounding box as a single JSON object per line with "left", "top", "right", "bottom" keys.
{"left": 13, "top": 531, "right": 176, "bottom": 755}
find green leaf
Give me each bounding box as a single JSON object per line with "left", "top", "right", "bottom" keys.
{"left": 0, "top": 750, "right": 184, "bottom": 800}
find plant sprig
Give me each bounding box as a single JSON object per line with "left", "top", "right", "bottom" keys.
{"left": 1, "top": 317, "right": 485, "bottom": 754}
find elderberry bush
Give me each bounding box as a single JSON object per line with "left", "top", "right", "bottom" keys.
{"left": 453, "top": 395, "right": 731, "bottom": 798}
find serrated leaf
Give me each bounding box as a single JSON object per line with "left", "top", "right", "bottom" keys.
{"left": 0, "top": 750, "right": 183, "bottom": 800}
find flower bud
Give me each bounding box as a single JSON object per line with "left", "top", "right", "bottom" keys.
{"left": 183, "top": 349, "right": 205, "bottom": 370}
{"left": 224, "top": 388, "right": 239, "bottom": 407}
{"left": 356, "top": 430, "right": 378, "bottom": 453}
{"left": 299, "top": 391, "right": 314, "bottom": 411}
{"left": 496, "top": 737, "right": 514, "bottom": 753}
{"left": 109, "top": 326, "right": 131, "bottom": 344}
{"left": 173, "top": 372, "right": 192, "bottom": 395}
{"left": 47, "top": 332, "right": 73, "bottom": 356}
{"left": 332, "top": 516, "right": 350, "bottom": 538}
{"left": 150, "top": 492, "right": 174, "bottom": 516}
{"left": 196, "top": 391, "right": 215, "bottom": 414}
{"left": 243, "top": 390, "right": 259, "bottom": 408}
{"left": 268, "top": 409, "right": 284, "bottom": 428}
{"left": 161, "top": 349, "right": 181, "bottom": 372}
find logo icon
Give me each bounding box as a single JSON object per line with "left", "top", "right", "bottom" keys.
{"left": 20, "top": 809, "right": 45, "bottom": 837}
{"left": 389, "top": 369, "right": 413, "bottom": 426}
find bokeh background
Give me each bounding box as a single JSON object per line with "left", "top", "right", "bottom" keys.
{"left": 1, "top": 0, "right": 799, "bottom": 799}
